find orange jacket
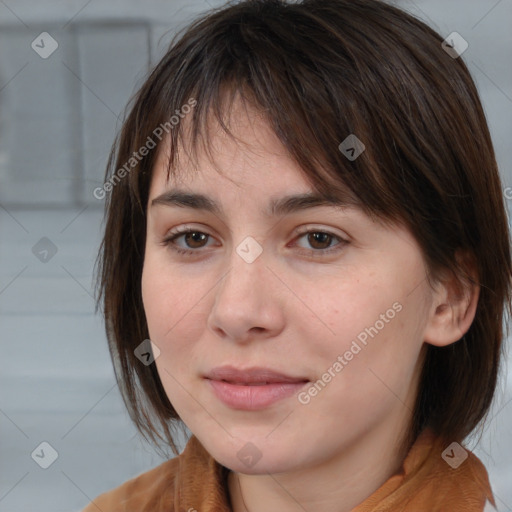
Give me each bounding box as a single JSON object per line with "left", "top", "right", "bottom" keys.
{"left": 82, "top": 428, "right": 495, "bottom": 511}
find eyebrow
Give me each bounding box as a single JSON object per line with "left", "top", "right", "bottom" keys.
{"left": 150, "top": 189, "right": 350, "bottom": 217}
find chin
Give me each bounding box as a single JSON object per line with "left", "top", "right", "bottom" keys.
{"left": 197, "top": 432, "right": 302, "bottom": 474}
{"left": 216, "top": 452, "right": 294, "bottom": 475}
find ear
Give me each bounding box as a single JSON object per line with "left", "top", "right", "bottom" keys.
{"left": 423, "top": 250, "right": 480, "bottom": 347}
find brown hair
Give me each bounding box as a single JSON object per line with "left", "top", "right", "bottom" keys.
{"left": 95, "top": 0, "right": 512, "bottom": 455}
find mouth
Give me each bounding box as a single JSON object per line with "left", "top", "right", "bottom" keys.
{"left": 205, "top": 365, "right": 309, "bottom": 384}
{"left": 204, "top": 366, "right": 310, "bottom": 410}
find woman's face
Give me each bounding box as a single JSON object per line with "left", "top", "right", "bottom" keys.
{"left": 141, "top": 101, "right": 436, "bottom": 475}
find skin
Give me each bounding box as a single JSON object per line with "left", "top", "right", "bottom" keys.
{"left": 141, "top": 98, "right": 479, "bottom": 512}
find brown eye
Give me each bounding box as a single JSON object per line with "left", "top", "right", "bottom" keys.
{"left": 163, "top": 227, "right": 348, "bottom": 258}
{"left": 182, "top": 231, "right": 209, "bottom": 249}
{"left": 293, "top": 229, "right": 348, "bottom": 257}
{"left": 307, "top": 232, "right": 334, "bottom": 250}
{"left": 162, "top": 229, "right": 215, "bottom": 255}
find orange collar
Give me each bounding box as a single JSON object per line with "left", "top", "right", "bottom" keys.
{"left": 175, "top": 429, "right": 495, "bottom": 511}
{"left": 83, "top": 428, "right": 495, "bottom": 511}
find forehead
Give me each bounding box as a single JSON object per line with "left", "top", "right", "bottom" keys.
{"left": 149, "top": 148, "right": 354, "bottom": 220}
{"left": 146, "top": 94, "right": 372, "bottom": 222}
{"left": 148, "top": 148, "right": 364, "bottom": 231}
{"left": 150, "top": 100, "right": 319, "bottom": 195}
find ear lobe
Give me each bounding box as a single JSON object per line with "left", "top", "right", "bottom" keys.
{"left": 423, "top": 251, "right": 480, "bottom": 347}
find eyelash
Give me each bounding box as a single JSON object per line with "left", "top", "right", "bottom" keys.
{"left": 161, "top": 227, "right": 348, "bottom": 258}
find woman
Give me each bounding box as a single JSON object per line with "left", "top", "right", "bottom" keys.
{"left": 85, "top": 0, "right": 512, "bottom": 510}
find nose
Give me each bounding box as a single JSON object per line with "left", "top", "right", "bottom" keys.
{"left": 206, "top": 243, "right": 286, "bottom": 344}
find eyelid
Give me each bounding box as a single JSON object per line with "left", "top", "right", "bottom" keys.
{"left": 163, "top": 223, "right": 350, "bottom": 242}
{"left": 289, "top": 227, "right": 349, "bottom": 255}
{"left": 161, "top": 223, "right": 350, "bottom": 258}
{"left": 292, "top": 224, "right": 350, "bottom": 241}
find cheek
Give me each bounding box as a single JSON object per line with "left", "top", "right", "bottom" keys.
{"left": 318, "top": 275, "right": 396, "bottom": 339}
{"left": 301, "top": 294, "right": 425, "bottom": 428}
{"left": 141, "top": 250, "right": 176, "bottom": 323}
{"left": 141, "top": 255, "right": 209, "bottom": 356}
{"left": 141, "top": 260, "right": 170, "bottom": 338}
{"left": 315, "top": 271, "right": 426, "bottom": 378}
{"left": 141, "top": 258, "right": 205, "bottom": 412}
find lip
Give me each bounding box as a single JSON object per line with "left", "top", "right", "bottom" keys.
{"left": 204, "top": 366, "right": 309, "bottom": 410}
